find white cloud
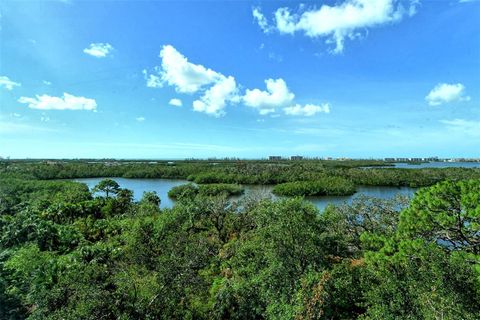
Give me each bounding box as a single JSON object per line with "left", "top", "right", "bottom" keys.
{"left": 83, "top": 43, "right": 114, "bottom": 58}
{"left": 259, "top": 108, "right": 275, "bottom": 115}
{"left": 43, "top": 80, "right": 52, "bottom": 86}
{"left": 0, "top": 76, "right": 21, "bottom": 90}
{"left": 145, "top": 45, "right": 239, "bottom": 116}
{"left": 284, "top": 103, "right": 330, "bottom": 116}
{"left": 142, "top": 69, "right": 163, "bottom": 88}
{"left": 136, "top": 116, "right": 145, "bottom": 122}
{"left": 425, "top": 83, "right": 470, "bottom": 106}
{"left": 243, "top": 78, "right": 295, "bottom": 114}
{"left": 193, "top": 76, "right": 239, "bottom": 117}
{"left": 18, "top": 93, "right": 97, "bottom": 111}
{"left": 254, "top": 0, "right": 419, "bottom": 53}
{"left": 169, "top": 98, "right": 183, "bottom": 107}
{"left": 252, "top": 7, "right": 272, "bottom": 33}
{"left": 440, "top": 119, "right": 480, "bottom": 136}
{"left": 144, "top": 45, "right": 330, "bottom": 118}
{"left": 152, "top": 45, "right": 223, "bottom": 93}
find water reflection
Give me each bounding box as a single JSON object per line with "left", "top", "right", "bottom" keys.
{"left": 76, "top": 178, "right": 417, "bottom": 211}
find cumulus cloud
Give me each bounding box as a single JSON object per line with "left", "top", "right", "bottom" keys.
{"left": 169, "top": 98, "right": 183, "bottom": 107}
{"left": 0, "top": 76, "right": 21, "bottom": 90}
{"left": 144, "top": 45, "right": 330, "bottom": 117}
{"left": 18, "top": 93, "right": 97, "bottom": 111}
{"left": 193, "top": 76, "right": 239, "bottom": 117}
{"left": 83, "top": 43, "right": 114, "bottom": 58}
{"left": 152, "top": 45, "right": 223, "bottom": 93}
{"left": 144, "top": 45, "right": 239, "bottom": 116}
{"left": 425, "top": 83, "right": 470, "bottom": 106}
{"left": 254, "top": 0, "right": 419, "bottom": 53}
{"left": 136, "top": 117, "right": 145, "bottom": 122}
{"left": 243, "top": 78, "right": 295, "bottom": 114}
{"left": 284, "top": 103, "right": 330, "bottom": 116}
{"left": 440, "top": 119, "right": 480, "bottom": 136}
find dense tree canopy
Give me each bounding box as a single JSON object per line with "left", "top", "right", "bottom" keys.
{"left": 0, "top": 167, "right": 479, "bottom": 319}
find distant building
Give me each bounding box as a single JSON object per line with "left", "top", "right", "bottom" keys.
{"left": 269, "top": 156, "right": 282, "bottom": 161}
{"left": 385, "top": 158, "right": 395, "bottom": 162}
{"left": 290, "top": 156, "right": 303, "bottom": 161}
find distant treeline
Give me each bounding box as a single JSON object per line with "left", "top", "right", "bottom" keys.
{"left": 3, "top": 160, "right": 479, "bottom": 192}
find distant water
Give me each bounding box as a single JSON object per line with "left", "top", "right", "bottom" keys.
{"left": 75, "top": 177, "right": 188, "bottom": 209}
{"left": 76, "top": 178, "right": 417, "bottom": 212}
{"left": 364, "top": 162, "right": 480, "bottom": 169}
{"left": 306, "top": 186, "right": 416, "bottom": 211}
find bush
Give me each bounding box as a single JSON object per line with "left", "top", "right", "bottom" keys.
{"left": 272, "top": 177, "right": 356, "bottom": 196}
{"left": 167, "top": 183, "right": 198, "bottom": 199}
{"left": 168, "top": 183, "right": 244, "bottom": 199}
{"left": 199, "top": 184, "right": 244, "bottom": 197}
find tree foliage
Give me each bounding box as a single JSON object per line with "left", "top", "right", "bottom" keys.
{"left": 1, "top": 170, "right": 479, "bottom": 319}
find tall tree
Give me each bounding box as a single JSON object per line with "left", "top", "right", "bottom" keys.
{"left": 93, "top": 179, "right": 120, "bottom": 198}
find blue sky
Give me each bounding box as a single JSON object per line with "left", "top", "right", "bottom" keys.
{"left": 0, "top": 0, "right": 479, "bottom": 159}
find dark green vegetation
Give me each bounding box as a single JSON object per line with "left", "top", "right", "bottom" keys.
{"left": 168, "top": 183, "right": 244, "bottom": 199}
{"left": 1, "top": 165, "right": 479, "bottom": 319}
{"left": 272, "top": 177, "right": 356, "bottom": 196}
{"left": 3, "top": 159, "right": 480, "bottom": 196}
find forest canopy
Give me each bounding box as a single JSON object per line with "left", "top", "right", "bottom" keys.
{"left": 0, "top": 161, "right": 479, "bottom": 319}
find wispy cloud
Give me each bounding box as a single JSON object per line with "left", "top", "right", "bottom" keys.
{"left": 0, "top": 76, "right": 21, "bottom": 90}
{"left": 18, "top": 93, "right": 97, "bottom": 111}
{"left": 136, "top": 116, "right": 145, "bottom": 122}
{"left": 440, "top": 119, "right": 480, "bottom": 136}
{"left": 284, "top": 103, "right": 330, "bottom": 116}
{"left": 83, "top": 43, "right": 114, "bottom": 58}
{"left": 0, "top": 121, "right": 56, "bottom": 134}
{"left": 252, "top": 7, "right": 273, "bottom": 33}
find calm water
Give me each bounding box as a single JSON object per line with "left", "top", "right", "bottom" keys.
{"left": 76, "top": 178, "right": 417, "bottom": 212}
{"left": 392, "top": 162, "right": 480, "bottom": 169}
{"left": 365, "top": 162, "right": 480, "bottom": 169}
{"left": 76, "top": 177, "right": 188, "bottom": 209}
